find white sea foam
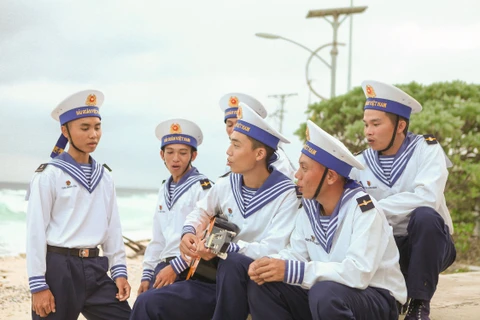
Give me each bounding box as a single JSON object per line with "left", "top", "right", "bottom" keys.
{"left": 0, "top": 185, "right": 157, "bottom": 256}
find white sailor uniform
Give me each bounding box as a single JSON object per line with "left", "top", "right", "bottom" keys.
{"left": 247, "top": 120, "right": 407, "bottom": 320}
{"left": 26, "top": 152, "right": 130, "bottom": 319}
{"left": 248, "top": 188, "right": 406, "bottom": 320}
{"left": 350, "top": 80, "right": 456, "bottom": 307}
{"left": 130, "top": 170, "right": 299, "bottom": 320}
{"left": 350, "top": 133, "right": 456, "bottom": 302}
{"left": 130, "top": 103, "right": 299, "bottom": 320}
{"left": 141, "top": 167, "right": 212, "bottom": 284}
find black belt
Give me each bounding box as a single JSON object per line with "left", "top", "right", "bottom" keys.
{"left": 47, "top": 245, "right": 99, "bottom": 258}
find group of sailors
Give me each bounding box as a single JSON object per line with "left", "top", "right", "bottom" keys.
{"left": 26, "top": 80, "right": 455, "bottom": 320}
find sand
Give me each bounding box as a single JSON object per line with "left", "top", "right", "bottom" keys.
{"left": 1, "top": 253, "right": 479, "bottom": 320}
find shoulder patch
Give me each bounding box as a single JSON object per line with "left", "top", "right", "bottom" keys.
{"left": 162, "top": 179, "right": 166, "bottom": 185}
{"left": 219, "top": 171, "right": 231, "bottom": 178}
{"left": 423, "top": 134, "right": 438, "bottom": 145}
{"left": 356, "top": 195, "right": 375, "bottom": 212}
{"left": 35, "top": 163, "right": 48, "bottom": 172}
{"left": 354, "top": 149, "right": 365, "bottom": 156}
{"left": 199, "top": 179, "right": 212, "bottom": 190}
{"left": 102, "top": 163, "right": 112, "bottom": 172}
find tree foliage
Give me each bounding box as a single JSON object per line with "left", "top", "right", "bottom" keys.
{"left": 295, "top": 81, "right": 480, "bottom": 225}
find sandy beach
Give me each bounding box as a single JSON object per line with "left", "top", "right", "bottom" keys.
{"left": 1, "top": 251, "right": 479, "bottom": 320}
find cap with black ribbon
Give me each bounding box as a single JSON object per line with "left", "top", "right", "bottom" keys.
{"left": 219, "top": 93, "right": 268, "bottom": 123}
{"left": 233, "top": 102, "right": 288, "bottom": 150}
{"left": 302, "top": 120, "right": 364, "bottom": 177}
{"left": 50, "top": 90, "right": 104, "bottom": 158}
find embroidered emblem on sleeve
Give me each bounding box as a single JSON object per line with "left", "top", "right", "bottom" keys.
{"left": 356, "top": 195, "right": 375, "bottom": 212}
{"left": 423, "top": 134, "right": 438, "bottom": 145}
{"left": 199, "top": 179, "right": 212, "bottom": 190}
{"left": 35, "top": 163, "right": 48, "bottom": 172}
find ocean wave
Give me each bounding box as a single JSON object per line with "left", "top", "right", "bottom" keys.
{"left": 0, "top": 186, "right": 159, "bottom": 256}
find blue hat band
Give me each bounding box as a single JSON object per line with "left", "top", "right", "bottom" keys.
{"left": 162, "top": 134, "right": 198, "bottom": 149}
{"left": 364, "top": 98, "right": 412, "bottom": 119}
{"left": 234, "top": 120, "right": 279, "bottom": 150}
{"left": 301, "top": 141, "right": 352, "bottom": 177}
{"left": 224, "top": 107, "right": 238, "bottom": 121}
{"left": 59, "top": 106, "right": 101, "bottom": 125}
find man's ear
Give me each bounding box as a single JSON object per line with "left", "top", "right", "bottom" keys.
{"left": 160, "top": 150, "right": 165, "bottom": 161}
{"left": 255, "top": 147, "right": 266, "bottom": 162}
{"left": 61, "top": 125, "right": 69, "bottom": 140}
{"left": 397, "top": 119, "right": 407, "bottom": 134}
{"left": 326, "top": 169, "right": 340, "bottom": 185}
{"left": 191, "top": 150, "right": 198, "bottom": 162}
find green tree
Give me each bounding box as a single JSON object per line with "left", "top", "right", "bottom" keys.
{"left": 296, "top": 81, "right": 480, "bottom": 256}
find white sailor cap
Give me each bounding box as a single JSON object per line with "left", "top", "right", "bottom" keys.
{"left": 362, "top": 80, "right": 422, "bottom": 120}
{"left": 50, "top": 90, "right": 104, "bottom": 158}
{"left": 233, "top": 102, "right": 289, "bottom": 150}
{"left": 302, "top": 120, "right": 364, "bottom": 177}
{"left": 155, "top": 118, "right": 203, "bottom": 150}
{"left": 219, "top": 93, "right": 268, "bottom": 122}
{"left": 51, "top": 89, "right": 104, "bottom": 124}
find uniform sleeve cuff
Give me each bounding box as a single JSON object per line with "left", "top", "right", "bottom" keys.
{"left": 29, "top": 276, "right": 50, "bottom": 293}
{"left": 284, "top": 260, "right": 305, "bottom": 285}
{"left": 141, "top": 269, "right": 155, "bottom": 282}
{"left": 181, "top": 225, "right": 196, "bottom": 238}
{"left": 226, "top": 242, "right": 240, "bottom": 253}
{"left": 169, "top": 256, "right": 189, "bottom": 274}
{"left": 111, "top": 264, "right": 128, "bottom": 281}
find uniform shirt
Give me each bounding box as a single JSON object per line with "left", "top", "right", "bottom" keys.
{"left": 350, "top": 133, "right": 453, "bottom": 236}
{"left": 181, "top": 169, "right": 299, "bottom": 272}
{"left": 276, "top": 188, "right": 407, "bottom": 304}
{"left": 141, "top": 167, "right": 211, "bottom": 282}
{"left": 26, "top": 153, "right": 127, "bottom": 293}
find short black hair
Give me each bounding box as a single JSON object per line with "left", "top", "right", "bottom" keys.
{"left": 385, "top": 112, "right": 409, "bottom": 136}
{"left": 246, "top": 135, "right": 275, "bottom": 166}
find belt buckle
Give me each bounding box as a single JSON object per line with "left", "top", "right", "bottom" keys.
{"left": 79, "top": 249, "right": 89, "bottom": 258}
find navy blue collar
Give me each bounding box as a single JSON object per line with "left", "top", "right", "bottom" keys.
{"left": 230, "top": 168, "right": 295, "bottom": 218}
{"left": 302, "top": 184, "right": 363, "bottom": 253}
{"left": 49, "top": 152, "right": 104, "bottom": 193}
{"left": 164, "top": 167, "right": 207, "bottom": 210}
{"left": 363, "top": 132, "right": 423, "bottom": 187}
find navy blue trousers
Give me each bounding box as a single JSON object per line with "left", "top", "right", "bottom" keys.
{"left": 248, "top": 280, "right": 398, "bottom": 320}
{"left": 130, "top": 279, "right": 216, "bottom": 320}
{"left": 395, "top": 207, "right": 456, "bottom": 301}
{"left": 33, "top": 252, "right": 131, "bottom": 320}
{"left": 213, "top": 252, "right": 254, "bottom": 320}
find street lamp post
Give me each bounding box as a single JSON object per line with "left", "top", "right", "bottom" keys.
{"left": 255, "top": 32, "right": 344, "bottom": 101}
{"left": 306, "top": 6, "right": 368, "bottom": 98}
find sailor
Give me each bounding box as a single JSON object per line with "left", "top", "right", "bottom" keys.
{"left": 219, "top": 92, "right": 297, "bottom": 180}
{"left": 136, "top": 119, "right": 212, "bottom": 294}
{"left": 349, "top": 80, "right": 456, "bottom": 319}
{"left": 130, "top": 103, "right": 299, "bottom": 320}
{"left": 26, "top": 90, "right": 131, "bottom": 319}
{"left": 247, "top": 120, "right": 407, "bottom": 320}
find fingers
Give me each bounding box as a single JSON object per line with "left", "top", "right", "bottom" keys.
{"left": 49, "top": 295, "right": 56, "bottom": 313}
{"left": 121, "top": 283, "right": 131, "bottom": 301}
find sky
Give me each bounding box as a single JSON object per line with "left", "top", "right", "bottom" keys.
{"left": 1, "top": 0, "right": 479, "bottom": 189}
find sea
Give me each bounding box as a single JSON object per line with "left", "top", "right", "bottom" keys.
{"left": 0, "top": 181, "right": 158, "bottom": 257}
